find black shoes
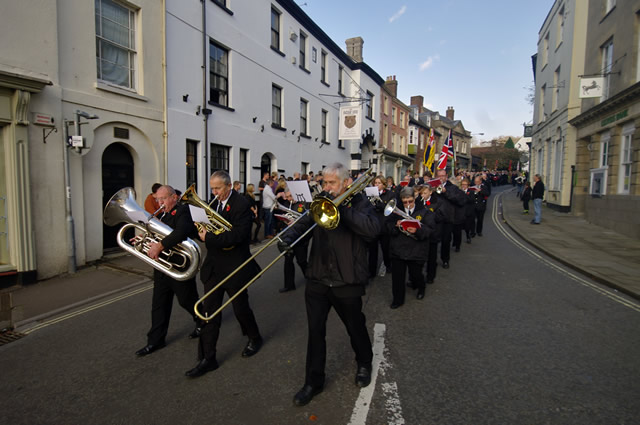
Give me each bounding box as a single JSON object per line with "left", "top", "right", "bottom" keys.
{"left": 189, "top": 325, "right": 202, "bottom": 339}
{"left": 135, "top": 342, "right": 165, "bottom": 357}
{"left": 477, "top": 233, "right": 483, "bottom": 237}
{"left": 466, "top": 237, "right": 471, "bottom": 244}
{"left": 390, "top": 302, "right": 403, "bottom": 309}
{"left": 417, "top": 291, "right": 425, "bottom": 300}
{"left": 454, "top": 247, "right": 460, "bottom": 252}
{"left": 355, "top": 365, "right": 372, "bottom": 388}
{"left": 185, "top": 358, "right": 219, "bottom": 378}
{"left": 293, "top": 385, "right": 323, "bottom": 406}
{"left": 426, "top": 279, "right": 434, "bottom": 284}
{"left": 241, "top": 337, "right": 263, "bottom": 357}
{"left": 442, "top": 262, "right": 450, "bottom": 269}
{"left": 279, "top": 287, "right": 295, "bottom": 293}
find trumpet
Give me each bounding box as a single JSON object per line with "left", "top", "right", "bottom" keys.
{"left": 273, "top": 203, "right": 304, "bottom": 224}
{"left": 383, "top": 199, "right": 421, "bottom": 239}
{"left": 193, "top": 168, "right": 376, "bottom": 322}
{"left": 103, "top": 187, "right": 201, "bottom": 281}
{"left": 180, "top": 184, "right": 232, "bottom": 235}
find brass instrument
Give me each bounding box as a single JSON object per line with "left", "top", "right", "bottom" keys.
{"left": 194, "top": 168, "right": 376, "bottom": 322}
{"left": 103, "top": 187, "right": 201, "bottom": 281}
{"left": 180, "top": 184, "right": 232, "bottom": 235}
{"left": 273, "top": 203, "right": 304, "bottom": 224}
{"left": 384, "top": 198, "right": 421, "bottom": 239}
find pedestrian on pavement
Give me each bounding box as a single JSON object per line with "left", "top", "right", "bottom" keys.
{"left": 244, "top": 183, "right": 261, "bottom": 243}
{"left": 387, "top": 187, "right": 434, "bottom": 308}
{"left": 186, "top": 170, "right": 263, "bottom": 378}
{"left": 261, "top": 178, "right": 276, "bottom": 239}
{"left": 531, "top": 174, "right": 545, "bottom": 224}
{"left": 521, "top": 181, "right": 532, "bottom": 214}
{"left": 279, "top": 162, "right": 381, "bottom": 407}
{"left": 143, "top": 183, "right": 162, "bottom": 215}
{"left": 136, "top": 185, "right": 201, "bottom": 357}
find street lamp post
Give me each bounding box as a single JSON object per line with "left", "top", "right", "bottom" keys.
{"left": 62, "top": 110, "right": 98, "bottom": 273}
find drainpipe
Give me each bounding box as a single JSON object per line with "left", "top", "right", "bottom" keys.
{"left": 202, "top": 0, "right": 209, "bottom": 195}
{"left": 162, "top": 0, "right": 168, "bottom": 183}
{"left": 569, "top": 165, "right": 575, "bottom": 213}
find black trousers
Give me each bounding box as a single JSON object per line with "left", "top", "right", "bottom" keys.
{"left": 284, "top": 242, "right": 308, "bottom": 290}
{"left": 147, "top": 272, "right": 199, "bottom": 346}
{"left": 391, "top": 258, "right": 425, "bottom": 305}
{"left": 464, "top": 215, "right": 475, "bottom": 238}
{"left": 440, "top": 222, "right": 453, "bottom": 263}
{"left": 452, "top": 223, "right": 463, "bottom": 249}
{"left": 368, "top": 235, "right": 391, "bottom": 277}
{"left": 426, "top": 241, "right": 438, "bottom": 282}
{"left": 475, "top": 210, "right": 486, "bottom": 235}
{"left": 304, "top": 286, "right": 372, "bottom": 388}
{"left": 198, "top": 279, "right": 261, "bottom": 361}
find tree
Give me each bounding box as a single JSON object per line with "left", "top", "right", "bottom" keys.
{"left": 504, "top": 138, "right": 515, "bottom": 149}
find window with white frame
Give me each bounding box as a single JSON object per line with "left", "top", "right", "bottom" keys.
{"left": 400, "top": 111, "right": 405, "bottom": 129}
{"left": 601, "top": 39, "right": 614, "bottom": 101}
{"left": 338, "top": 65, "right": 344, "bottom": 95}
{"left": 556, "top": 6, "right": 564, "bottom": 48}
{"left": 300, "top": 98, "right": 308, "bottom": 136}
{"left": 299, "top": 31, "right": 307, "bottom": 70}
{"left": 552, "top": 66, "right": 560, "bottom": 112}
{"left": 392, "top": 107, "right": 397, "bottom": 125}
{"left": 366, "top": 90, "right": 374, "bottom": 120}
{"left": 321, "top": 51, "right": 327, "bottom": 84}
{"left": 619, "top": 124, "right": 634, "bottom": 194}
{"left": 272, "top": 84, "right": 282, "bottom": 127}
{"left": 539, "top": 84, "right": 546, "bottom": 122}
{"left": 270, "top": 7, "right": 281, "bottom": 51}
{"left": 209, "top": 40, "right": 229, "bottom": 107}
{"left": 95, "top": 0, "right": 137, "bottom": 89}
{"left": 537, "top": 147, "right": 543, "bottom": 175}
{"left": 210, "top": 143, "right": 230, "bottom": 174}
{"left": 600, "top": 130, "right": 610, "bottom": 168}
{"left": 542, "top": 32, "right": 549, "bottom": 67}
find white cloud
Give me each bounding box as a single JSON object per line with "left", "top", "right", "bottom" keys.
{"left": 419, "top": 55, "right": 440, "bottom": 71}
{"left": 389, "top": 6, "right": 407, "bottom": 23}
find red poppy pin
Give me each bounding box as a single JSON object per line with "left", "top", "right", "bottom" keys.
{"left": 171, "top": 210, "right": 176, "bottom": 216}
{"left": 225, "top": 204, "right": 231, "bottom": 212}
{"left": 426, "top": 200, "right": 431, "bottom": 206}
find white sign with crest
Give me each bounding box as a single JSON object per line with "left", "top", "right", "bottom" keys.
{"left": 339, "top": 106, "right": 362, "bottom": 140}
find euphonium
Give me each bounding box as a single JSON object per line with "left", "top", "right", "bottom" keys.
{"left": 180, "top": 184, "right": 232, "bottom": 235}
{"left": 103, "top": 187, "right": 201, "bottom": 281}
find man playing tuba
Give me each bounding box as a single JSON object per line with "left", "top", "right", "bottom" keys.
{"left": 135, "top": 185, "right": 202, "bottom": 357}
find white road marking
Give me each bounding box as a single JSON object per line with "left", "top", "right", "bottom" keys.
{"left": 349, "top": 323, "right": 405, "bottom": 425}
{"left": 492, "top": 192, "right": 640, "bottom": 312}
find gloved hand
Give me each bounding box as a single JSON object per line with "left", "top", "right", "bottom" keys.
{"left": 277, "top": 240, "right": 291, "bottom": 254}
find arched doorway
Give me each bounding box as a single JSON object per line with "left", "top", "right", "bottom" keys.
{"left": 102, "top": 143, "right": 134, "bottom": 250}
{"left": 260, "top": 153, "right": 272, "bottom": 177}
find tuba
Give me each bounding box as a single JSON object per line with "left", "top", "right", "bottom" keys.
{"left": 180, "top": 184, "right": 232, "bottom": 235}
{"left": 103, "top": 187, "right": 201, "bottom": 281}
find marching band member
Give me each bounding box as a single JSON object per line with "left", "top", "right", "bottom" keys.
{"left": 472, "top": 175, "right": 490, "bottom": 236}
{"left": 460, "top": 178, "right": 476, "bottom": 244}
{"left": 434, "top": 169, "right": 466, "bottom": 268}
{"left": 136, "top": 185, "right": 201, "bottom": 357}
{"left": 278, "top": 163, "right": 381, "bottom": 406}
{"left": 420, "top": 185, "right": 445, "bottom": 284}
{"left": 185, "top": 171, "right": 263, "bottom": 378}
{"left": 387, "top": 187, "right": 435, "bottom": 308}
{"left": 276, "top": 190, "right": 309, "bottom": 293}
{"left": 368, "top": 175, "right": 395, "bottom": 278}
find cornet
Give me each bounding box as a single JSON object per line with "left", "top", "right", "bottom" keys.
{"left": 180, "top": 184, "right": 232, "bottom": 235}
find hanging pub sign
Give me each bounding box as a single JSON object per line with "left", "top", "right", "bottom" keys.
{"left": 579, "top": 77, "right": 604, "bottom": 98}
{"left": 339, "top": 106, "right": 362, "bottom": 140}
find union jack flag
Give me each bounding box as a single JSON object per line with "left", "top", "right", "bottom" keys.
{"left": 437, "top": 129, "right": 454, "bottom": 170}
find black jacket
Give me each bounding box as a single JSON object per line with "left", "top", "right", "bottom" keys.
{"left": 462, "top": 189, "right": 475, "bottom": 217}
{"left": 159, "top": 203, "right": 197, "bottom": 250}
{"left": 387, "top": 205, "right": 435, "bottom": 261}
{"left": 282, "top": 192, "right": 381, "bottom": 291}
{"left": 521, "top": 186, "right": 532, "bottom": 202}
{"left": 532, "top": 181, "right": 545, "bottom": 199}
{"left": 435, "top": 180, "right": 466, "bottom": 224}
{"left": 200, "top": 190, "right": 260, "bottom": 287}
{"left": 473, "top": 183, "right": 491, "bottom": 212}
{"left": 370, "top": 188, "right": 397, "bottom": 233}
{"left": 422, "top": 196, "right": 446, "bottom": 242}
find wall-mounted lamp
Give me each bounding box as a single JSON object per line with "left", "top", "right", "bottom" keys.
{"left": 260, "top": 125, "right": 265, "bottom": 132}
{"left": 292, "top": 129, "right": 296, "bottom": 135}
{"left": 183, "top": 94, "right": 189, "bottom": 102}
{"left": 252, "top": 116, "right": 257, "bottom": 123}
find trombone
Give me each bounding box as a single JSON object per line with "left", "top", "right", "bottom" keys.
{"left": 193, "top": 168, "right": 375, "bottom": 322}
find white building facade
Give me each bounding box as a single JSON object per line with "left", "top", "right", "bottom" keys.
{"left": 166, "top": 0, "right": 383, "bottom": 198}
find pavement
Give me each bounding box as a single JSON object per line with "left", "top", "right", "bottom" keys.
{"left": 2, "top": 190, "right": 639, "bottom": 333}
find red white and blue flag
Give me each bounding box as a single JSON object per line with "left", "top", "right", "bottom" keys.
{"left": 437, "top": 129, "right": 454, "bottom": 170}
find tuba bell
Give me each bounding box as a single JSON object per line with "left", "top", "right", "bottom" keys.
{"left": 103, "top": 187, "right": 201, "bottom": 281}
{"left": 180, "top": 184, "right": 232, "bottom": 235}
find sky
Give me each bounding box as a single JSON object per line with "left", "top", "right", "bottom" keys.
{"left": 300, "top": 0, "right": 555, "bottom": 143}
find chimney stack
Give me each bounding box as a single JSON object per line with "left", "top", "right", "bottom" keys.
{"left": 411, "top": 96, "right": 424, "bottom": 112}
{"left": 385, "top": 75, "right": 398, "bottom": 97}
{"left": 446, "top": 106, "right": 455, "bottom": 120}
{"left": 345, "top": 37, "right": 364, "bottom": 62}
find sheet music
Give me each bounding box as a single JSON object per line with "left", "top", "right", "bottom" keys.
{"left": 365, "top": 187, "right": 380, "bottom": 197}
{"left": 189, "top": 205, "right": 210, "bottom": 223}
{"left": 286, "top": 181, "right": 313, "bottom": 202}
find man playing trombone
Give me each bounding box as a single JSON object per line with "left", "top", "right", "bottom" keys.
{"left": 136, "top": 185, "right": 201, "bottom": 357}
{"left": 185, "top": 171, "right": 263, "bottom": 378}
{"left": 278, "top": 163, "right": 381, "bottom": 406}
